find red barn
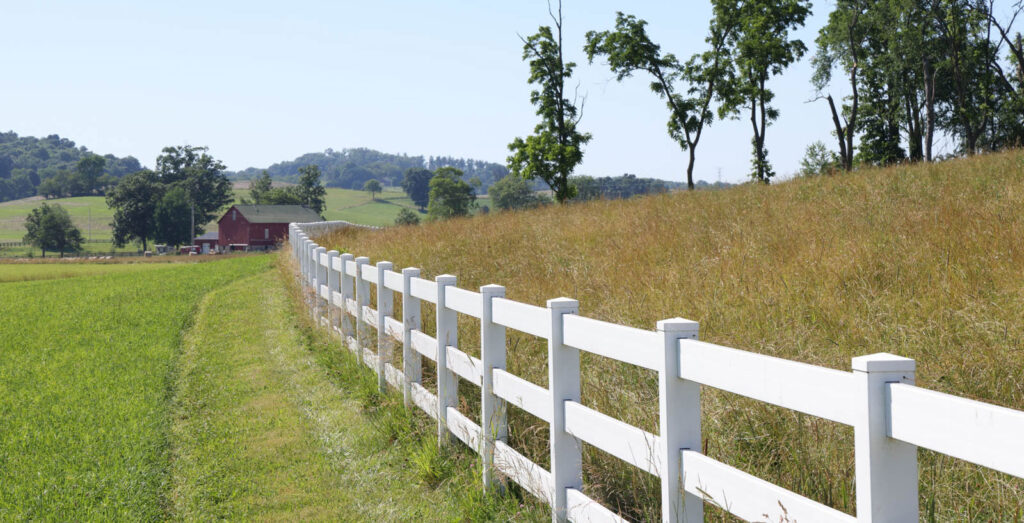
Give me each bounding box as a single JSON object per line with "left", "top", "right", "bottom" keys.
{"left": 217, "top": 205, "right": 321, "bottom": 251}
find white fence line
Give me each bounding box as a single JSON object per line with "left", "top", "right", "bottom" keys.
{"left": 290, "top": 221, "right": 1024, "bottom": 522}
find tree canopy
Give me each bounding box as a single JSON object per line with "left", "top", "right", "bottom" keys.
{"left": 23, "top": 202, "right": 84, "bottom": 257}
{"left": 427, "top": 167, "right": 477, "bottom": 220}
{"left": 507, "top": 1, "right": 591, "bottom": 203}
{"left": 401, "top": 168, "right": 433, "bottom": 210}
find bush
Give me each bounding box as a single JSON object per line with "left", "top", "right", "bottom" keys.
{"left": 394, "top": 208, "right": 420, "bottom": 226}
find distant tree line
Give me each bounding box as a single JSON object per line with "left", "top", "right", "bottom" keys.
{"left": 246, "top": 167, "right": 327, "bottom": 215}
{"left": 229, "top": 147, "right": 512, "bottom": 194}
{"left": 0, "top": 132, "right": 142, "bottom": 202}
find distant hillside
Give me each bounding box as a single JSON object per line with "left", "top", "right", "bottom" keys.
{"left": 228, "top": 146, "right": 730, "bottom": 197}
{"left": 0, "top": 132, "right": 142, "bottom": 203}
{"left": 229, "top": 148, "right": 511, "bottom": 192}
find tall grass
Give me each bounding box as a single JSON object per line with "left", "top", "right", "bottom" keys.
{"left": 318, "top": 149, "right": 1024, "bottom": 520}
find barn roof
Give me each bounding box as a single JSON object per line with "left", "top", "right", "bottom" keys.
{"left": 224, "top": 205, "right": 322, "bottom": 224}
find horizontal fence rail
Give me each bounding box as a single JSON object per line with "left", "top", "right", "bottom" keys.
{"left": 290, "top": 221, "right": 1024, "bottom": 523}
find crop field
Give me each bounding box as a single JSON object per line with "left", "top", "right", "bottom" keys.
{"left": 319, "top": 149, "right": 1024, "bottom": 520}
{"left": 0, "top": 257, "right": 269, "bottom": 519}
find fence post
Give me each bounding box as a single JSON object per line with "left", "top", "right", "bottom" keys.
{"left": 852, "top": 353, "right": 918, "bottom": 522}
{"left": 548, "top": 297, "right": 580, "bottom": 522}
{"left": 339, "top": 253, "right": 355, "bottom": 348}
{"left": 306, "top": 240, "right": 315, "bottom": 289}
{"left": 314, "top": 246, "right": 326, "bottom": 324}
{"left": 376, "top": 261, "right": 394, "bottom": 393}
{"left": 435, "top": 274, "right": 458, "bottom": 446}
{"left": 326, "top": 250, "right": 340, "bottom": 334}
{"left": 402, "top": 267, "right": 422, "bottom": 409}
{"left": 354, "top": 256, "right": 370, "bottom": 366}
{"left": 657, "top": 318, "right": 702, "bottom": 523}
{"left": 480, "top": 284, "right": 507, "bottom": 492}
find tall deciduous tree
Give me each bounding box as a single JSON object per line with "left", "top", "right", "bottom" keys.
{"left": 585, "top": 12, "right": 731, "bottom": 189}
{"left": 155, "top": 145, "right": 232, "bottom": 236}
{"left": 23, "top": 203, "right": 83, "bottom": 258}
{"left": 75, "top": 154, "right": 106, "bottom": 194}
{"left": 249, "top": 170, "right": 273, "bottom": 203}
{"left": 714, "top": 0, "right": 811, "bottom": 182}
{"left": 401, "top": 168, "right": 433, "bottom": 210}
{"left": 427, "top": 167, "right": 477, "bottom": 220}
{"left": 296, "top": 164, "right": 326, "bottom": 216}
{"left": 507, "top": 0, "right": 591, "bottom": 203}
{"left": 154, "top": 186, "right": 192, "bottom": 247}
{"left": 107, "top": 169, "right": 164, "bottom": 251}
{"left": 812, "top": 0, "right": 874, "bottom": 170}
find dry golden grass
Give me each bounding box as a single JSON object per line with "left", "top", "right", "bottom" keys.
{"left": 319, "top": 149, "right": 1024, "bottom": 521}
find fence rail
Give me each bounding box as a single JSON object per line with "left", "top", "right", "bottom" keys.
{"left": 290, "top": 220, "right": 1024, "bottom": 522}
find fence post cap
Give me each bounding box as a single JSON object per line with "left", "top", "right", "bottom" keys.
{"left": 852, "top": 352, "right": 916, "bottom": 373}
{"left": 377, "top": 260, "right": 393, "bottom": 269}
{"left": 402, "top": 267, "right": 421, "bottom": 276}
{"left": 436, "top": 274, "right": 457, "bottom": 285}
{"left": 354, "top": 256, "right": 370, "bottom": 263}
{"left": 326, "top": 249, "right": 339, "bottom": 256}
{"left": 480, "top": 284, "right": 505, "bottom": 296}
{"left": 547, "top": 297, "right": 579, "bottom": 310}
{"left": 656, "top": 317, "right": 699, "bottom": 333}
{"left": 340, "top": 253, "right": 354, "bottom": 260}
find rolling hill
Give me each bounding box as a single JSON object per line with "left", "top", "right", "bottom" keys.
{"left": 315, "top": 148, "right": 1024, "bottom": 520}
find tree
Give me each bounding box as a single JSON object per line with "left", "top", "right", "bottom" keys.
{"left": 395, "top": 208, "right": 421, "bottom": 226}
{"left": 811, "top": 0, "right": 873, "bottom": 171}
{"left": 427, "top": 167, "right": 477, "bottom": 220}
{"left": 401, "top": 168, "right": 433, "bottom": 210}
{"left": 490, "top": 174, "right": 546, "bottom": 210}
{"left": 75, "top": 154, "right": 106, "bottom": 195}
{"left": 154, "top": 186, "right": 192, "bottom": 247}
{"left": 249, "top": 170, "right": 273, "bottom": 203}
{"left": 799, "top": 141, "right": 842, "bottom": 176}
{"left": 507, "top": 0, "right": 591, "bottom": 203}
{"left": 585, "top": 12, "right": 731, "bottom": 189}
{"left": 260, "top": 187, "right": 304, "bottom": 205}
{"left": 714, "top": 0, "right": 811, "bottom": 182}
{"left": 363, "top": 179, "right": 382, "bottom": 200}
{"left": 155, "top": 146, "right": 233, "bottom": 237}
{"left": 107, "top": 169, "right": 164, "bottom": 251}
{"left": 296, "top": 164, "right": 327, "bottom": 216}
{"left": 23, "top": 203, "right": 83, "bottom": 258}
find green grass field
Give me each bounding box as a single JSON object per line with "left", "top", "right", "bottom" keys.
{"left": 0, "top": 256, "right": 543, "bottom": 519}
{"left": 0, "top": 195, "right": 114, "bottom": 241}
{"left": 0, "top": 257, "right": 270, "bottom": 519}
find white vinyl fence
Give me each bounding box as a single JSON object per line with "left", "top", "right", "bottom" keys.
{"left": 290, "top": 220, "right": 1024, "bottom": 523}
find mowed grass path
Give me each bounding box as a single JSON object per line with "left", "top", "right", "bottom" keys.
{"left": 0, "top": 257, "right": 269, "bottom": 519}
{"left": 170, "top": 269, "right": 499, "bottom": 520}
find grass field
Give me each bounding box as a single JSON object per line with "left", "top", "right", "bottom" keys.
{"left": 0, "top": 255, "right": 543, "bottom": 519}
{"left": 0, "top": 195, "right": 114, "bottom": 241}
{"left": 318, "top": 149, "right": 1024, "bottom": 520}
{"left": 0, "top": 257, "right": 270, "bottom": 519}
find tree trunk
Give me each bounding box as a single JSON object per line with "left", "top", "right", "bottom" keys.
{"left": 826, "top": 95, "right": 850, "bottom": 171}
{"left": 686, "top": 148, "right": 696, "bottom": 190}
{"left": 924, "top": 56, "right": 935, "bottom": 161}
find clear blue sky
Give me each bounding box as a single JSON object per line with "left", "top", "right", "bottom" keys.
{"left": 1, "top": 0, "right": 870, "bottom": 184}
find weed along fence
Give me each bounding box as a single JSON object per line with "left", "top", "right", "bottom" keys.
{"left": 290, "top": 220, "right": 1024, "bottom": 522}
